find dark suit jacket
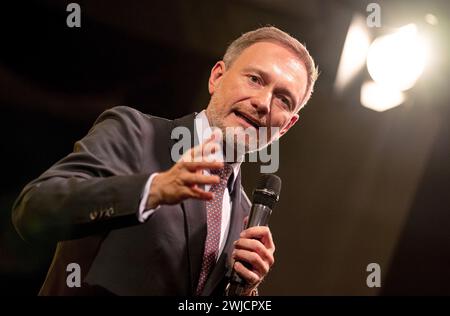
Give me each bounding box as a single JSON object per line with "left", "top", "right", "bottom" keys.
{"left": 12, "top": 106, "right": 251, "bottom": 296}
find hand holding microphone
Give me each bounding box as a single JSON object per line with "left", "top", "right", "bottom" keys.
{"left": 225, "top": 174, "right": 281, "bottom": 296}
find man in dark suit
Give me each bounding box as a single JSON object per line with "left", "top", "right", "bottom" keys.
{"left": 12, "top": 26, "right": 317, "bottom": 296}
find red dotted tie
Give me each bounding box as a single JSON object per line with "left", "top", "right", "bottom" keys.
{"left": 195, "top": 164, "right": 233, "bottom": 295}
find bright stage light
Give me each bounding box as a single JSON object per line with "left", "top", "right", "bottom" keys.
{"left": 360, "top": 80, "right": 406, "bottom": 112}
{"left": 366, "top": 24, "right": 429, "bottom": 92}
{"left": 335, "top": 15, "right": 371, "bottom": 92}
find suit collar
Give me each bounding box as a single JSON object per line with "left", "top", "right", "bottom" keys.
{"left": 169, "top": 112, "right": 199, "bottom": 154}
{"left": 170, "top": 113, "right": 203, "bottom": 294}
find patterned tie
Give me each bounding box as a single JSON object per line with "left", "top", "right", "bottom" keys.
{"left": 195, "top": 163, "right": 233, "bottom": 295}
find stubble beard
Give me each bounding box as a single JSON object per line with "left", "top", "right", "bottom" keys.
{"left": 206, "top": 98, "right": 248, "bottom": 162}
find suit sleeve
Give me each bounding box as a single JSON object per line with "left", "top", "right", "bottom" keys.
{"left": 12, "top": 106, "right": 153, "bottom": 244}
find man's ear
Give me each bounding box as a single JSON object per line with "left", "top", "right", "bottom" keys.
{"left": 208, "top": 61, "right": 226, "bottom": 95}
{"left": 279, "top": 114, "right": 299, "bottom": 137}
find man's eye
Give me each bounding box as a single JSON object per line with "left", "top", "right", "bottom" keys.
{"left": 249, "top": 75, "right": 261, "bottom": 85}
{"left": 279, "top": 96, "right": 291, "bottom": 108}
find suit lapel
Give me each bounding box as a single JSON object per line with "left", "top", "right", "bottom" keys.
{"left": 180, "top": 195, "right": 207, "bottom": 294}
{"left": 170, "top": 113, "right": 208, "bottom": 295}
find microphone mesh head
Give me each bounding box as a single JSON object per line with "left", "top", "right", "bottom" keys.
{"left": 256, "top": 174, "right": 282, "bottom": 196}
{"left": 253, "top": 174, "right": 282, "bottom": 209}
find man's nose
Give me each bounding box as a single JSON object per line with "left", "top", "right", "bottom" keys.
{"left": 251, "top": 88, "right": 271, "bottom": 115}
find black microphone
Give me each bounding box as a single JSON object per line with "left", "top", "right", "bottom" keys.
{"left": 225, "top": 174, "right": 282, "bottom": 296}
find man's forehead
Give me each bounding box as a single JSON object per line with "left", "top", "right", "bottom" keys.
{"left": 236, "top": 42, "right": 301, "bottom": 64}
{"left": 233, "top": 42, "right": 306, "bottom": 79}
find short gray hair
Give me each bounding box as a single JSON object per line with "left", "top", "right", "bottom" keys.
{"left": 223, "top": 26, "right": 318, "bottom": 110}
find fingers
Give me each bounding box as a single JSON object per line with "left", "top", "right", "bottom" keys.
{"left": 240, "top": 226, "right": 275, "bottom": 252}
{"left": 158, "top": 129, "right": 226, "bottom": 205}
{"left": 182, "top": 161, "right": 224, "bottom": 172}
{"left": 186, "top": 186, "right": 214, "bottom": 201}
{"left": 233, "top": 238, "right": 274, "bottom": 267}
{"left": 181, "top": 129, "right": 224, "bottom": 163}
{"left": 232, "top": 248, "right": 270, "bottom": 279}
{"left": 230, "top": 225, "right": 276, "bottom": 288}
{"left": 233, "top": 260, "right": 262, "bottom": 287}
{"left": 184, "top": 143, "right": 220, "bottom": 162}
{"left": 182, "top": 173, "right": 220, "bottom": 186}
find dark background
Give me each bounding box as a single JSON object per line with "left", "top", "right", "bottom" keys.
{"left": 0, "top": 0, "right": 449, "bottom": 295}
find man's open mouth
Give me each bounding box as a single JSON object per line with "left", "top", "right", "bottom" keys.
{"left": 233, "top": 110, "right": 261, "bottom": 129}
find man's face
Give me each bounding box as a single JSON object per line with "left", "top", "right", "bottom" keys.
{"left": 206, "top": 41, "right": 307, "bottom": 154}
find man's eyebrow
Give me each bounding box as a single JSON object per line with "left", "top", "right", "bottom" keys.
{"left": 242, "top": 66, "right": 270, "bottom": 82}
{"left": 243, "top": 67, "right": 297, "bottom": 110}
